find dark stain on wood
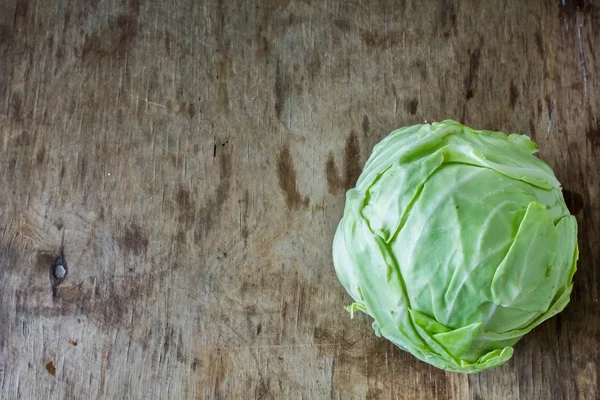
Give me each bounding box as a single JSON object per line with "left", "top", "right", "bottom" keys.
{"left": 335, "top": 339, "right": 449, "bottom": 398}
{"left": 276, "top": 147, "right": 309, "bottom": 210}
{"left": 326, "top": 131, "right": 361, "bottom": 193}
{"left": 0, "top": 24, "right": 11, "bottom": 47}
{"left": 45, "top": 361, "right": 56, "bottom": 376}
{"left": 15, "top": 267, "right": 165, "bottom": 331}
{"left": 175, "top": 231, "right": 187, "bottom": 249}
{"left": 313, "top": 326, "right": 354, "bottom": 350}
{"left": 81, "top": 12, "right": 140, "bottom": 61}
{"left": 78, "top": 156, "right": 87, "bottom": 187}
{"left": 586, "top": 124, "right": 599, "bottom": 148}
{"left": 307, "top": 53, "right": 322, "bottom": 81}
{"left": 287, "top": 12, "right": 300, "bottom": 26}
{"left": 118, "top": 223, "right": 149, "bottom": 256}
{"left": 14, "top": 129, "right": 31, "bottom": 147}
{"left": 162, "top": 323, "right": 175, "bottom": 360}
{"left": 196, "top": 348, "right": 233, "bottom": 398}
{"left": 255, "top": 378, "right": 270, "bottom": 399}
{"left": 366, "top": 387, "right": 383, "bottom": 400}
{"left": 259, "top": 35, "right": 270, "bottom": 58}
{"left": 364, "top": 340, "right": 391, "bottom": 375}
{"left": 592, "top": 10, "right": 600, "bottom": 33}
{"left": 10, "top": 94, "right": 23, "bottom": 120}
{"left": 187, "top": 102, "right": 196, "bottom": 118}
{"left": 244, "top": 304, "right": 259, "bottom": 334}
{"left": 15, "top": 0, "right": 29, "bottom": 19}
{"left": 34, "top": 251, "right": 56, "bottom": 275}
{"left": 163, "top": 31, "right": 171, "bottom": 54}
{"left": 359, "top": 29, "right": 401, "bottom": 49}
{"left": 35, "top": 146, "right": 46, "bottom": 165}
{"left": 362, "top": 115, "right": 370, "bottom": 135}
{"left": 529, "top": 119, "right": 536, "bottom": 140}
{"left": 325, "top": 152, "right": 343, "bottom": 194}
{"left": 170, "top": 154, "right": 179, "bottom": 168}
{"left": 586, "top": 107, "right": 599, "bottom": 148}
{"left": 6, "top": 157, "right": 16, "bottom": 180}
{"left": 509, "top": 81, "right": 519, "bottom": 109}
{"left": 463, "top": 47, "right": 481, "bottom": 100}
{"left": 535, "top": 32, "right": 544, "bottom": 57}
{"left": 195, "top": 151, "right": 232, "bottom": 242}
{"left": 334, "top": 18, "right": 351, "bottom": 31}
{"left": 437, "top": 0, "right": 457, "bottom": 38}
{"left": 343, "top": 131, "right": 361, "bottom": 190}
{"left": 176, "top": 330, "right": 185, "bottom": 363}
{"left": 255, "top": 8, "right": 271, "bottom": 59}
{"left": 416, "top": 60, "right": 428, "bottom": 80}
{"left": 176, "top": 187, "right": 196, "bottom": 230}
{"left": 406, "top": 98, "right": 419, "bottom": 115}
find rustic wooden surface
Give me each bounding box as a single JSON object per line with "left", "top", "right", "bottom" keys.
{"left": 1, "top": 0, "right": 599, "bottom": 398}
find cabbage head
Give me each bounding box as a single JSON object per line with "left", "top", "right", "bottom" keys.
{"left": 332, "top": 120, "right": 578, "bottom": 373}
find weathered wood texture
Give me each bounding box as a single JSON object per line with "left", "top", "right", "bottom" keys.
{"left": 1, "top": 0, "right": 599, "bottom": 398}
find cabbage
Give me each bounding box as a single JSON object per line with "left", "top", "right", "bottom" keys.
{"left": 332, "top": 120, "right": 578, "bottom": 373}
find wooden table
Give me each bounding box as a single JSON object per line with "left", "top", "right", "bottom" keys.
{"left": 1, "top": 0, "right": 598, "bottom": 398}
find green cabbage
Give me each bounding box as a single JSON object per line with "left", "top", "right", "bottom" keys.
{"left": 332, "top": 120, "right": 578, "bottom": 373}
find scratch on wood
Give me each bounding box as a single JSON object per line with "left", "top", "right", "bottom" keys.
{"left": 134, "top": 96, "right": 167, "bottom": 109}
{"left": 577, "top": 25, "right": 588, "bottom": 97}
{"left": 392, "top": 84, "right": 398, "bottom": 116}
{"left": 295, "top": 281, "right": 301, "bottom": 332}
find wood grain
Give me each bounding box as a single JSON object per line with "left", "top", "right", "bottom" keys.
{"left": 0, "top": 0, "right": 598, "bottom": 399}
